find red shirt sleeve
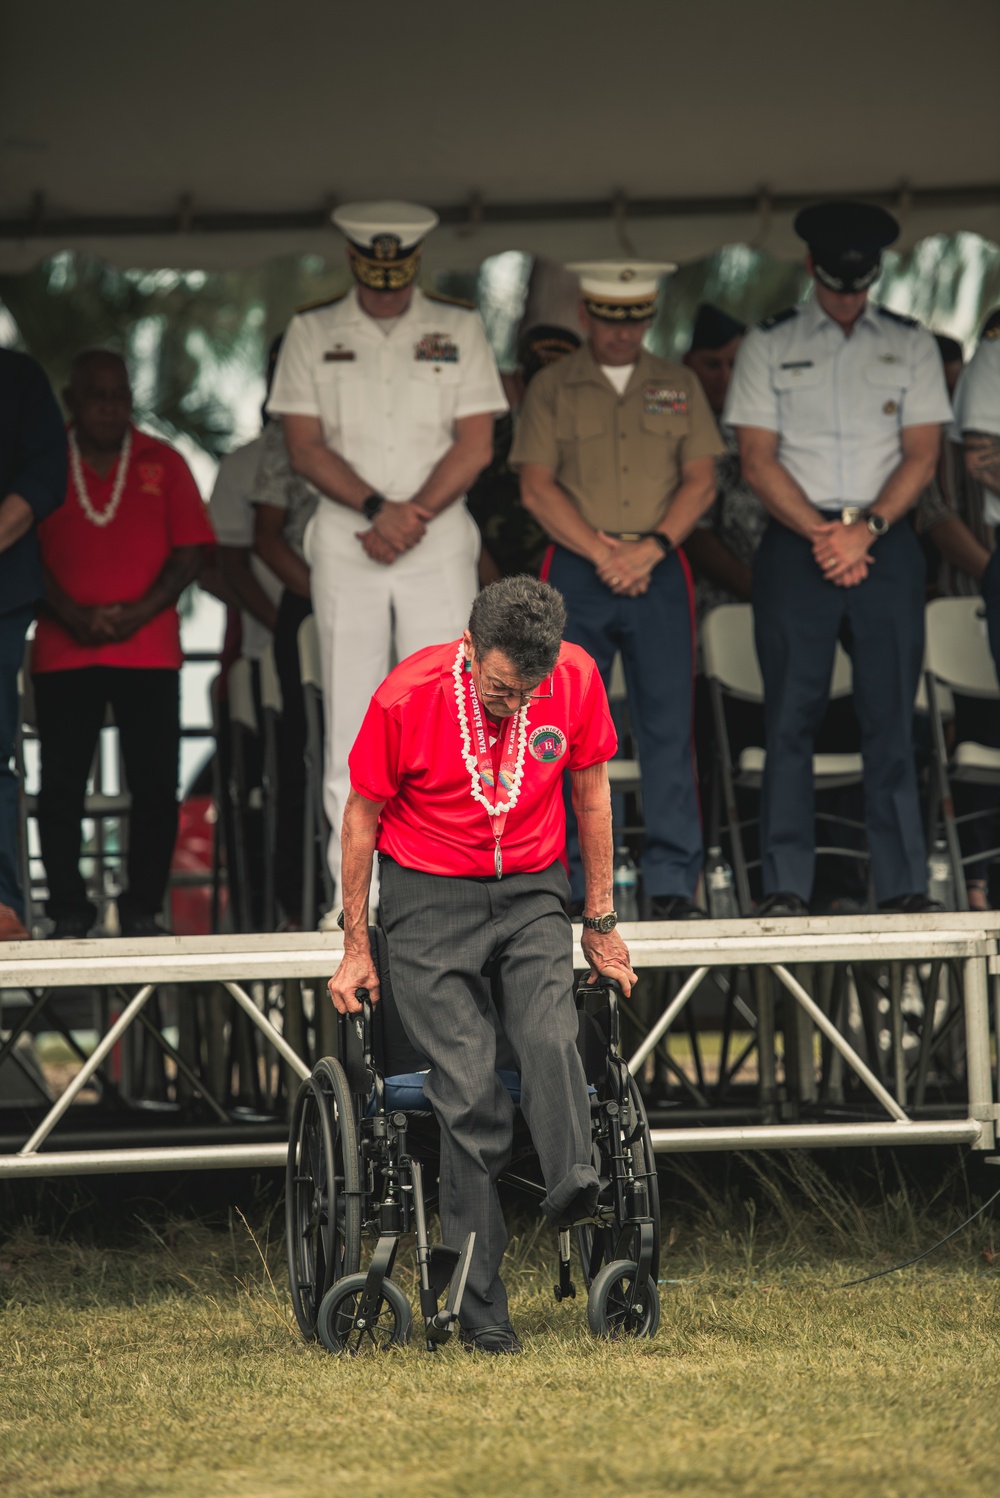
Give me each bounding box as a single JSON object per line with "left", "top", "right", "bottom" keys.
{"left": 164, "top": 449, "right": 216, "bottom": 547}
{"left": 567, "top": 655, "right": 617, "bottom": 770}
{"left": 349, "top": 693, "right": 404, "bottom": 803}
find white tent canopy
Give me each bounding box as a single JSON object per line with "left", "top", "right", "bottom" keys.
{"left": 2, "top": 0, "right": 999, "bottom": 273}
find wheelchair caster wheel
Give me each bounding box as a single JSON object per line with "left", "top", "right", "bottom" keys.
{"left": 586, "top": 1259, "right": 660, "bottom": 1340}
{"left": 316, "top": 1273, "right": 413, "bottom": 1355}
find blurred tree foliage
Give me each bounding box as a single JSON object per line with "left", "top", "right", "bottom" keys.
{"left": 2, "top": 234, "right": 999, "bottom": 471}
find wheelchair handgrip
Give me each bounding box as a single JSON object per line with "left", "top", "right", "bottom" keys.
{"left": 353, "top": 989, "right": 375, "bottom": 1067}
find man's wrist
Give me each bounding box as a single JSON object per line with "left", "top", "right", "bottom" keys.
{"left": 362, "top": 492, "right": 386, "bottom": 521}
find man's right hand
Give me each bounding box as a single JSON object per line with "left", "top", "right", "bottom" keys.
{"left": 67, "top": 603, "right": 121, "bottom": 645}
{"left": 328, "top": 947, "right": 382, "bottom": 1014}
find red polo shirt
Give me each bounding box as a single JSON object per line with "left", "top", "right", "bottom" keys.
{"left": 350, "top": 639, "right": 617, "bottom": 878}
{"left": 33, "top": 426, "right": 215, "bottom": 673}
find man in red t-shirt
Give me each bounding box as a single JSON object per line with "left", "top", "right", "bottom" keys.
{"left": 32, "top": 350, "right": 215, "bottom": 938}
{"left": 328, "top": 576, "right": 636, "bottom": 1353}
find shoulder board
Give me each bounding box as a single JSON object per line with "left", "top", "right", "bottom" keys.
{"left": 294, "top": 291, "right": 349, "bottom": 315}
{"left": 876, "top": 306, "right": 919, "bottom": 330}
{"left": 757, "top": 307, "right": 797, "bottom": 332}
{"left": 423, "top": 290, "right": 476, "bottom": 311}
{"left": 984, "top": 325, "right": 1000, "bottom": 341}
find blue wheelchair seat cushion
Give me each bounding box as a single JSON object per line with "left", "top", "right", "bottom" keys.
{"left": 379, "top": 1069, "right": 522, "bottom": 1113}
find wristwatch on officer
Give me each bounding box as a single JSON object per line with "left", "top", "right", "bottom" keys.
{"left": 582, "top": 911, "right": 618, "bottom": 933}
{"left": 648, "top": 532, "right": 674, "bottom": 556}
{"left": 865, "top": 511, "right": 889, "bottom": 539}
{"left": 362, "top": 492, "right": 386, "bottom": 521}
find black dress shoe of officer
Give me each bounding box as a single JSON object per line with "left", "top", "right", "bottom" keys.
{"left": 460, "top": 1321, "right": 523, "bottom": 1355}
{"left": 878, "top": 893, "right": 945, "bottom": 914}
{"left": 649, "top": 895, "right": 708, "bottom": 921}
{"left": 754, "top": 892, "right": 810, "bottom": 917}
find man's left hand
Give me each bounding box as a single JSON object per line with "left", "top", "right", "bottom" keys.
{"left": 811, "top": 519, "right": 872, "bottom": 584}
{"left": 594, "top": 537, "right": 661, "bottom": 597}
{"left": 581, "top": 927, "right": 638, "bottom": 997}
{"left": 107, "top": 601, "right": 152, "bottom": 641}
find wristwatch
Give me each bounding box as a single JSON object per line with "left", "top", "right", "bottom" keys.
{"left": 865, "top": 511, "right": 889, "bottom": 538}
{"left": 647, "top": 532, "right": 674, "bottom": 556}
{"left": 362, "top": 492, "right": 386, "bottom": 521}
{"left": 582, "top": 911, "right": 619, "bottom": 933}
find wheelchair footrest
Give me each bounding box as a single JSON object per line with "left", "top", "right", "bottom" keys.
{"left": 427, "top": 1244, "right": 461, "bottom": 1298}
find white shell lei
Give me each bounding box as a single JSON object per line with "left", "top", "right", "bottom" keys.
{"left": 452, "top": 643, "right": 529, "bottom": 816}
{"left": 69, "top": 425, "right": 133, "bottom": 528}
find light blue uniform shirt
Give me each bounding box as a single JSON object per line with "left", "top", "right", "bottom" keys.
{"left": 952, "top": 334, "right": 1000, "bottom": 524}
{"left": 724, "top": 294, "right": 951, "bottom": 511}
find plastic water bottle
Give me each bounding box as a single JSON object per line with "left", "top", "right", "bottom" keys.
{"left": 613, "top": 846, "right": 639, "bottom": 921}
{"left": 926, "top": 838, "right": 955, "bottom": 910}
{"left": 705, "top": 846, "right": 740, "bottom": 919}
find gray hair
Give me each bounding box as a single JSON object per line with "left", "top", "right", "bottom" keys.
{"left": 468, "top": 576, "right": 566, "bottom": 681}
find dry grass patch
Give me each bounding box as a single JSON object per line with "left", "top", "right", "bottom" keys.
{"left": 2, "top": 1169, "right": 999, "bottom": 1498}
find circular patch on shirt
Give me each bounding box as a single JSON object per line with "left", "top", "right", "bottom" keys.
{"left": 529, "top": 725, "right": 567, "bottom": 762}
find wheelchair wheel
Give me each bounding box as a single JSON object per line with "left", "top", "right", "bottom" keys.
{"left": 587, "top": 1258, "right": 660, "bottom": 1340}
{"left": 285, "top": 1058, "right": 362, "bottom": 1339}
{"left": 316, "top": 1273, "right": 413, "bottom": 1355}
{"left": 577, "top": 1072, "right": 661, "bottom": 1289}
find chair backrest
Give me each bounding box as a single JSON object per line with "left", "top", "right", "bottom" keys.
{"left": 297, "top": 614, "right": 323, "bottom": 692}
{"left": 227, "top": 658, "right": 257, "bottom": 733}
{"left": 701, "top": 602, "right": 858, "bottom": 704}
{"left": 701, "top": 604, "right": 763, "bottom": 699}
{"left": 259, "top": 645, "right": 283, "bottom": 716}
{"left": 608, "top": 653, "right": 627, "bottom": 702}
{"left": 925, "top": 596, "right": 1000, "bottom": 699}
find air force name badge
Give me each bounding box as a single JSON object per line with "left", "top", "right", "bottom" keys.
{"left": 528, "top": 725, "right": 567, "bottom": 762}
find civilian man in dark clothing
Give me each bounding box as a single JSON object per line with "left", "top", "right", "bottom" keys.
{"left": 0, "top": 350, "right": 67, "bottom": 940}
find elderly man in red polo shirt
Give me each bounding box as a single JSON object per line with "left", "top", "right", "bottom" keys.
{"left": 32, "top": 349, "right": 215, "bottom": 938}
{"left": 328, "top": 575, "right": 636, "bottom": 1353}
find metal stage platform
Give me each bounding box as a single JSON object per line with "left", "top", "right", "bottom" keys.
{"left": 1, "top": 913, "right": 998, "bottom": 1178}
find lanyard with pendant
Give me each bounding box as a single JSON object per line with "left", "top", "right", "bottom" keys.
{"left": 463, "top": 664, "right": 523, "bottom": 879}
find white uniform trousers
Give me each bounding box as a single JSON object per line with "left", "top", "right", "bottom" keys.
{"left": 305, "top": 498, "right": 480, "bottom": 895}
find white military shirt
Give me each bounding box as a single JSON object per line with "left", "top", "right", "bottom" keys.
{"left": 952, "top": 333, "right": 1000, "bottom": 525}
{"left": 208, "top": 435, "right": 282, "bottom": 663}
{"left": 266, "top": 287, "right": 507, "bottom": 500}
{"left": 724, "top": 294, "right": 952, "bottom": 510}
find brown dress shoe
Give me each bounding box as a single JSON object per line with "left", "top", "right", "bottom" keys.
{"left": 0, "top": 903, "right": 30, "bottom": 941}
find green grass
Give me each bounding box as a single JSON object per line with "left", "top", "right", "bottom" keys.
{"left": 2, "top": 1161, "right": 1000, "bottom": 1498}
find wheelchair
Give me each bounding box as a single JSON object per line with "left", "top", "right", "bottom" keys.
{"left": 285, "top": 926, "right": 661, "bottom": 1353}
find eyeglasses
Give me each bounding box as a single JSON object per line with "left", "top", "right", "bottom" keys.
{"left": 473, "top": 660, "right": 553, "bottom": 705}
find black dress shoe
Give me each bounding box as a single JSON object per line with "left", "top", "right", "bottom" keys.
{"left": 460, "top": 1321, "right": 523, "bottom": 1355}
{"left": 878, "top": 893, "right": 945, "bottom": 914}
{"left": 754, "top": 892, "right": 809, "bottom": 917}
{"left": 48, "top": 906, "right": 97, "bottom": 940}
{"left": 552, "top": 1182, "right": 604, "bottom": 1230}
{"left": 649, "top": 895, "right": 708, "bottom": 921}
{"left": 119, "top": 912, "right": 169, "bottom": 938}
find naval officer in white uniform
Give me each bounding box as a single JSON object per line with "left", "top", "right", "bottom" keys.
{"left": 267, "top": 201, "right": 507, "bottom": 898}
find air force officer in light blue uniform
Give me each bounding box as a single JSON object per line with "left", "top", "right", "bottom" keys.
{"left": 724, "top": 201, "right": 952, "bottom": 916}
